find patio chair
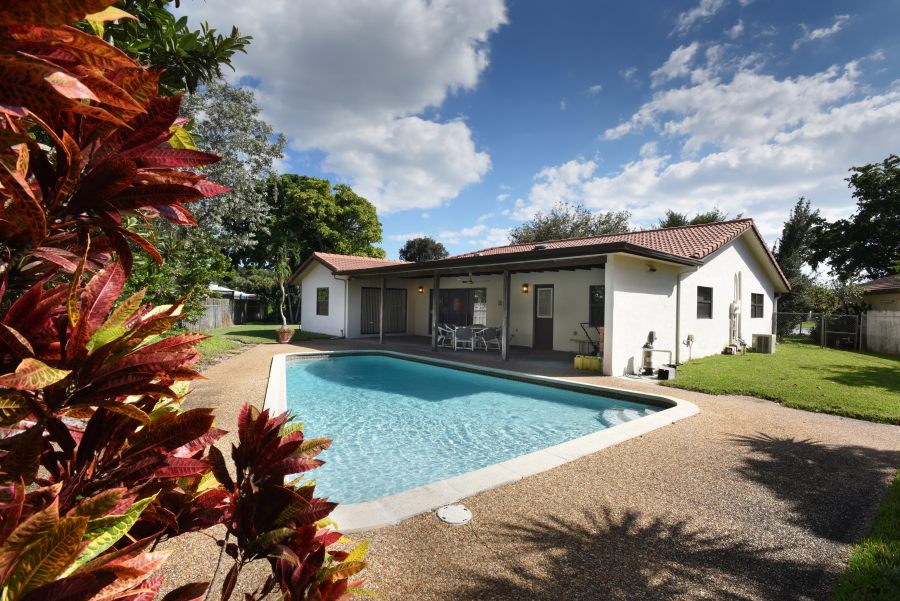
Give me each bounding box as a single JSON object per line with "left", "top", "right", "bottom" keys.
{"left": 437, "top": 324, "right": 455, "bottom": 348}
{"left": 476, "top": 326, "right": 501, "bottom": 351}
{"left": 454, "top": 326, "right": 475, "bottom": 351}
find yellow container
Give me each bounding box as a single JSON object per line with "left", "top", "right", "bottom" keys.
{"left": 587, "top": 356, "right": 601, "bottom": 371}
{"left": 574, "top": 355, "right": 584, "bottom": 370}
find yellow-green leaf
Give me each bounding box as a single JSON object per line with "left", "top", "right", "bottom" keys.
{"left": 344, "top": 540, "right": 369, "bottom": 564}
{"left": 95, "top": 400, "right": 150, "bottom": 424}
{"left": 0, "top": 393, "right": 30, "bottom": 426}
{"left": 346, "top": 586, "right": 382, "bottom": 598}
{"left": 0, "top": 499, "right": 59, "bottom": 563}
{"left": 168, "top": 125, "right": 198, "bottom": 150}
{"left": 280, "top": 421, "right": 304, "bottom": 437}
{"left": 86, "top": 6, "right": 136, "bottom": 22}
{"left": 87, "top": 19, "right": 104, "bottom": 36}
{"left": 68, "top": 494, "right": 156, "bottom": 572}
{"left": 326, "top": 560, "right": 366, "bottom": 582}
{"left": 89, "top": 289, "right": 145, "bottom": 350}
{"left": 4, "top": 516, "right": 87, "bottom": 599}
{"left": 0, "top": 358, "right": 71, "bottom": 391}
{"left": 248, "top": 528, "right": 294, "bottom": 557}
{"left": 67, "top": 238, "right": 89, "bottom": 329}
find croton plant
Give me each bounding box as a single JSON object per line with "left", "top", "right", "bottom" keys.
{"left": 0, "top": 1, "right": 365, "bottom": 600}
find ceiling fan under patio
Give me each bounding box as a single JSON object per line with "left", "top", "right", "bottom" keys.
{"left": 457, "top": 272, "right": 485, "bottom": 284}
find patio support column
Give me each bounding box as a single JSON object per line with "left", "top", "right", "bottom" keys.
{"left": 379, "top": 277, "right": 385, "bottom": 344}
{"left": 431, "top": 272, "right": 440, "bottom": 350}
{"left": 501, "top": 270, "right": 510, "bottom": 361}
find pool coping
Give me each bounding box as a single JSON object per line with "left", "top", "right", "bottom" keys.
{"left": 263, "top": 350, "right": 699, "bottom": 533}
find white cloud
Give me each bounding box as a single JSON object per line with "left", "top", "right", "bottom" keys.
{"left": 606, "top": 61, "right": 860, "bottom": 155}
{"left": 512, "top": 159, "right": 599, "bottom": 219}
{"left": 651, "top": 42, "right": 700, "bottom": 87}
{"left": 496, "top": 192, "right": 510, "bottom": 201}
{"left": 180, "top": 0, "right": 506, "bottom": 213}
{"left": 674, "top": 0, "right": 726, "bottom": 35}
{"left": 560, "top": 99, "right": 567, "bottom": 110}
{"left": 387, "top": 232, "right": 428, "bottom": 241}
{"left": 794, "top": 14, "right": 851, "bottom": 50}
{"left": 725, "top": 19, "right": 744, "bottom": 39}
{"left": 539, "top": 60, "right": 900, "bottom": 242}
{"left": 437, "top": 224, "right": 510, "bottom": 247}
{"left": 621, "top": 66, "right": 638, "bottom": 81}
{"left": 589, "top": 83, "right": 603, "bottom": 94}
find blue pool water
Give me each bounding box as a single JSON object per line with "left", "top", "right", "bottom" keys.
{"left": 284, "top": 354, "right": 661, "bottom": 504}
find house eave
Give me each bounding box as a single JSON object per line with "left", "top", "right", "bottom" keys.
{"left": 334, "top": 242, "right": 701, "bottom": 278}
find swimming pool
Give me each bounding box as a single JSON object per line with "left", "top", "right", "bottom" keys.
{"left": 266, "top": 351, "right": 697, "bottom": 530}
{"left": 285, "top": 354, "right": 662, "bottom": 504}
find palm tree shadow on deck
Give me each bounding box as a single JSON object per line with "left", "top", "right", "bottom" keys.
{"left": 455, "top": 507, "right": 833, "bottom": 600}
{"left": 732, "top": 433, "right": 900, "bottom": 543}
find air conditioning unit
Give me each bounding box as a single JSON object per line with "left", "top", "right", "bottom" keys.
{"left": 752, "top": 334, "right": 775, "bottom": 354}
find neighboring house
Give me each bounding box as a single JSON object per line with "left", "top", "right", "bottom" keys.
{"left": 289, "top": 219, "right": 790, "bottom": 375}
{"left": 860, "top": 273, "right": 900, "bottom": 355}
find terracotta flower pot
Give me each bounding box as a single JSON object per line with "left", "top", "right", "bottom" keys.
{"left": 276, "top": 328, "right": 294, "bottom": 344}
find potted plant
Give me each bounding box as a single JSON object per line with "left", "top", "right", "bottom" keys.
{"left": 275, "top": 246, "right": 295, "bottom": 343}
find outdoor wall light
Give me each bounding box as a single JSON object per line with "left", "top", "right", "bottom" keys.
{"left": 417, "top": 285, "right": 424, "bottom": 294}
{"left": 521, "top": 283, "right": 529, "bottom": 293}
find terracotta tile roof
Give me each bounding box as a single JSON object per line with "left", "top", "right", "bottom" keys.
{"left": 861, "top": 273, "right": 900, "bottom": 293}
{"left": 450, "top": 219, "right": 756, "bottom": 261}
{"left": 294, "top": 219, "right": 789, "bottom": 291}
{"left": 310, "top": 252, "right": 409, "bottom": 272}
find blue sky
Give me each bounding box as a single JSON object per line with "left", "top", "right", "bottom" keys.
{"left": 181, "top": 0, "right": 900, "bottom": 259}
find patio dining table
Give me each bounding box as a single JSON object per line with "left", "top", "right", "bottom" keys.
{"left": 440, "top": 324, "right": 498, "bottom": 351}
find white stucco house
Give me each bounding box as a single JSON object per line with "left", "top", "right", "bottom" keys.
{"left": 289, "top": 219, "right": 790, "bottom": 375}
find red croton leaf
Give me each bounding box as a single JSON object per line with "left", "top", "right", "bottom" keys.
{"left": 68, "top": 158, "right": 138, "bottom": 213}
{"left": 106, "top": 184, "right": 204, "bottom": 211}
{"left": 92, "top": 94, "right": 181, "bottom": 164}
{"left": 127, "top": 148, "right": 222, "bottom": 169}
{"left": 5, "top": 24, "right": 136, "bottom": 71}
{"left": 71, "top": 261, "right": 126, "bottom": 352}
{"left": 0, "top": 0, "right": 119, "bottom": 26}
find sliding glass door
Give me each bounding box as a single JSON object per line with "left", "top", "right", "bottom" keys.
{"left": 428, "top": 288, "right": 487, "bottom": 331}
{"left": 360, "top": 287, "right": 407, "bottom": 335}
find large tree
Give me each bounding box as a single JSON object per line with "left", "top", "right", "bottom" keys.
{"left": 656, "top": 207, "right": 733, "bottom": 229}
{"left": 82, "top": 0, "right": 251, "bottom": 94}
{"left": 810, "top": 155, "right": 900, "bottom": 281}
{"left": 182, "top": 79, "right": 287, "bottom": 255}
{"left": 399, "top": 237, "right": 449, "bottom": 262}
{"left": 510, "top": 202, "right": 631, "bottom": 243}
{"left": 773, "top": 198, "right": 824, "bottom": 313}
{"left": 228, "top": 175, "right": 385, "bottom": 308}
{"left": 257, "top": 174, "right": 386, "bottom": 262}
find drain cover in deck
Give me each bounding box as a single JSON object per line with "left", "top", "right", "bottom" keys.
{"left": 436, "top": 504, "right": 472, "bottom": 525}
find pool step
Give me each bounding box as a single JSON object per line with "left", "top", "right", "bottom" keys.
{"left": 600, "top": 407, "right": 649, "bottom": 426}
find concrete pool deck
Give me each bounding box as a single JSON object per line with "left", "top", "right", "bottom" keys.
{"left": 166, "top": 339, "right": 900, "bottom": 600}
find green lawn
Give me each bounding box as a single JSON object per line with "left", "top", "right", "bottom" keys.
{"left": 196, "top": 323, "right": 331, "bottom": 361}
{"left": 661, "top": 340, "right": 900, "bottom": 424}
{"left": 833, "top": 471, "right": 900, "bottom": 600}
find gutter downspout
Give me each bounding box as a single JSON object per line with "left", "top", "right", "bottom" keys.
{"left": 675, "top": 266, "right": 699, "bottom": 365}
{"left": 333, "top": 274, "right": 350, "bottom": 338}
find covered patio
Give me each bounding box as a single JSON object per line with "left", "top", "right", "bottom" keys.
{"left": 336, "top": 253, "right": 613, "bottom": 362}
{"left": 321, "top": 334, "right": 584, "bottom": 377}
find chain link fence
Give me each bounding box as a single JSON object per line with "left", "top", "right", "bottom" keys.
{"left": 773, "top": 312, "right": 861, "bottom": 350}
